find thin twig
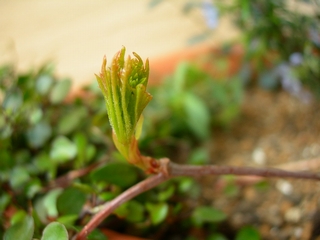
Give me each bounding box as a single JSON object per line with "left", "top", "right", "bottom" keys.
{"left": 168, "top": 162, "right": 320, "bottom": 180}
{"left": 75, "top": 159, "right": 320, "bottom": 239}
{"left": 43, "top": 159, "right": 107, "bottom": 192}
{"left": 75, "top": 172, "right": 169, "bottom": 240}
{"left": 216, "top": 158, "right": 320, "bottom": 186}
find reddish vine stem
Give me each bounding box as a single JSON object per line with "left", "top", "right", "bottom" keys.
{"left": 168, "top": 162, "right": 320, "bottom": 180}
{"left": 75, "top": 172, "right": 169, "bottom": 240}
{"left": 75, "top": 159, "right": 320, "bottom": 239}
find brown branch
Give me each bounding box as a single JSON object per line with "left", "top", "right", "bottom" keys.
{"left": 75, "top": 172, "right": 169, "bottom": 240}
{"left": 168, "top": 162, "right": 320, "bottom": 180}
{"left": 217, "top": 157, "right": 320, "bottom": 186}
{"left": 75, "top": 158, "right": 320, "bottom": 239}
{"left": 43, "top": 158, "right": 107, "bottom": 192}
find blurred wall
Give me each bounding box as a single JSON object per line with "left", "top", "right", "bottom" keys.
{"left": 0, "top": 0, "right": 239, "bottom": 91}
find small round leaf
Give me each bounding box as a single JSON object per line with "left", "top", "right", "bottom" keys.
{"left": 36, "top": 75, "right": 53, "bottom": 95}
{"left": 235, "top": 226, "right": 260, "bottom": 240}
{"left": 146, "top": 202, "right": 169, "bottom": 225}
{"left": 4, "top": 214, "right": 34, "bottom": 240}
{"left": 57, "top": 187, "right": 86, "bottom": 215}
{"left": 90, "top": 162, "right": 138, "bottom": 188}
{"left": 50, "top": 136, "right": 77, "bottom": 163}
{"left": 49, "top": 79, "right": 71, "bottom": 104}
{"left": 41, "top": 222, "right": 68, "bottom": 240}
{"left": 192, "top": 206, "right": 226, "bottom": 226}
{"left": 26, "top": 121, "right": 52, "bottom": 148}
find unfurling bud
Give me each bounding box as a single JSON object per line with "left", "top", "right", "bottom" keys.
{"left": 96, "top": 47, "right": 159, "bottom": 172}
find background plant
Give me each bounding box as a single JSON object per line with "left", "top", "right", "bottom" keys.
{"left": 75, "top": 49, "right": 318, "bottom": 240}
{"left": 2, "top": 0, "right": 320, "bottom": 237}
{"left": 150, "top": 0, "right": 320, "bottom": 99}
{"left": 225, "top": 0, "right": 320, "bottom": 99}
{"left": 0, "top": 55, "right": 249, "bottom": 239}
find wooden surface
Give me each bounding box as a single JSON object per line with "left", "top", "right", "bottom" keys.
{"left": 0, "top": 0, "right": 239, "bottom": 91}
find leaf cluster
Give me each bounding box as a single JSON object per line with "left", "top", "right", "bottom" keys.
{"left": 223, "top": 0, "right": 320, "bottom": 98}
{"left": 152, "top": 0, "right": 320, "bottom": 98}
{"left": 0, "top": 62, "right": 248, "bottom": 239}
{"left": 141, "top": 61, "right": 244, "bottom": 159}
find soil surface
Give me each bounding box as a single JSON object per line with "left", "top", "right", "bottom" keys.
{"left": 200, "top": 88, "right": 320, "bottom": 240}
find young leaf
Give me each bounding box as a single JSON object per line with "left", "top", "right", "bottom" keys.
{"left": 192, "top": 206, "right": 226, "bottom": 226}
{"left": 49, "top": 79, "right": 71, "bottom": 104}
{"left": 96, "top": 47, "right": 159, "bottom": 172}
{"left": 146, "top": 202, "right": 169, "bottom": 225}
{"left": 90, "top": 162, "right": 138, "bottom": 188}
{"left": 235, "top": 226, "right": 260, "bottom": 240}
{"left": 183, "top": 92, "right": 210, "bottom": 140}
{"left": 57, "top": 107, "right": 87, "bottom": 135}
{"left": 57, "top": 187, "right": 86, "bottom": 216}
{"left": 114, "top": 200, "right": 145, "bottom": 223}
{"left": 41, "top": 222, "right": 68, "bottom": 240}
{"left": 4, "top": 214, "right": 34, "bottom": 240}
{"left": 50, "top": 136, "right": 77, "bottom": 163}
{"left": 36, "top": 75, "right": 53, "bottom": 95}
{"left": 26, "top": 121, "right": 52, "bottom": 148}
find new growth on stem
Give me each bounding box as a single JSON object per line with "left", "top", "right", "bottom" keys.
{"left": 96, "top": 47, "right": 161, "bottom": 173}
{"left": 75, "top": 47, "right": 320, "bottom": 240}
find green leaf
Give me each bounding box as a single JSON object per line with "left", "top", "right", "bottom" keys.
{"left": 10, "top": 210, "right": 27, "bottom": 225}
{"left": 33, "top": 152, "right": 53, "bottom": 173}
{"left": 235, "top": 226, "right": 260, "bottom": 240}
{"left": 207, "top": 233, "right": 228, "bottom": 240}
{"left": 35, "top": 189, "right": 63, "bottom": 222}
{"left": 29, "top": 108, "right": 43, "bottom": 124}
{"left": 177, "top": 177, "right": 200, "bottom": 198}
{"left": 41, "top": 222, "right": 68, "bottom": 240}
{"left": 0, "top": 124, "right": 12, "bottom": 139}
{"left": 9, "top": 166, "right": 30, "bottom": 190}
{"left": 56, "top": 214, "right": 78, "bottom": 226}
{"left": 57, "top": 107, "right": 87, "bottom": 135}
{"left": 3, "top": 89, "right": 23, "bottom": 113}
{"left": 90, "top": 162, "right": 138, "bottom": 188}
{"left": 172, "top": 62, "right": 188, "bottom": 93}
{"left": 73, "top": 132, "right": 95, "bottom": 168}
{"left": 183, "top": 92, "right": 210, "bottom": 139}
{"left": 36, "top": 75, "right": 53, "bottom": 95}
{"left": 0, "top": 151, "right": 12, "bottom": 172}
{"left": 188, "top": 148, "right": 210, "bottom": 165}
{"left": 25, "top": 178, "right": 42, "bottom": 199}
{"left": 26, "top": 121, "right": 52, "bottom": 148}
{"left": 87, "top": 229, "right": 108, "bottom": 240}
{"left": 115, "top": 200, "right": 145, "bottom": 223}
{"left": 50, "top": 136, "right": 77, "bottom": 163}
{"left": 4, "top": 214, "right": 34, "bottom": 240}
{"left": 192, "top": 206, "right": 226, "bottom": 226}
{"left": 0, "top": 193, "right": 11, "bottom": 215}
{"left": 49, "top": 79, "right": 71, "bottom": 104}
{"left": 157, "top": 184, "right": 175, "bottom": 201}
{"left": 146, "top": 202, "right": 169, "bottom": 225}
{"left": 57, "top": 187, "right": 86, "bottom": 215}
{"left": 223, "top": 183, "right": 239, "bottom": 197}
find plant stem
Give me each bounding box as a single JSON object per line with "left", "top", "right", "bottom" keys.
{"left": 168, "top": 162, "right": 320, "bottom": 180}
{"left": 75, "top": 159, "right": 320, "bottom": 239}
{"left": 75, "top": 172, "right": 169, "bottom": 240}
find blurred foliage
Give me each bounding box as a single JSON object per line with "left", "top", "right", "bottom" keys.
{"left": 0, "top": 63, "right": 112, "bottom": 239}
{"left": 142, "top": 62, "right": 243, "bottom": 160}
{"left": 0, "top": 60, "right": 245, "bottom": 239}
{"left": 223, "top": 0, "right": 320, "bottom": 99}
{"left": 152, "top": 0, "right": 320, "bottom": 99}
